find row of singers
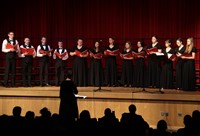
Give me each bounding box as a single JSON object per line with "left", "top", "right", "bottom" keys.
{"left": 1, "top": 32, "right": 69, "bottom": 87}
{"left": 69, "top": 36, "right": 196, "bottom": 92}
{"left": 1, "top": 32, "right": 197, "bottom": 91}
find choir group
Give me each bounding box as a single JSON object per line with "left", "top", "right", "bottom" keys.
{"left": 1, "top": 32, "right": 197, "bottom": 91}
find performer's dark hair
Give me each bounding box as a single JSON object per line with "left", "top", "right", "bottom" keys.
{"left": 8, "top": 31, "right": 14, "bottom": 34}
{"left": 176, "top": 38, "right": 183, "bottom": 43}
{"left": 66, "top": 70, "right": 73, "bottom": 79}
{"left": 165, "top": 39, "right": 172, "bottom": 44}
{"left": 152, "top": 35, "right": 159, "bottom": 40}
{"left": 138, "top": 40, "right": 145, "bottom": 47}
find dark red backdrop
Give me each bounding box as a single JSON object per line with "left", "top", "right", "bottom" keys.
{"left": 0, "top": 0, "right": 200, "bottom": 70}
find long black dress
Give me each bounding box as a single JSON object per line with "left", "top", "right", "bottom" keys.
{"left": 59, "top": 79, "right": 78, "bottom": 122}
{"left": 160, "top": 48, "right": 174, "bottom": 89}
{"left": 182, "top": 47, "right": 197, "bottom": 91}
{"left": 104, "top": 45, "right": 119, "bottom": 86}
{"left": 134, "top": 48, "right": 146, "bottom": 88}
{"left": 146, "top": 43, "right": 163, "bottom": 88}
{"left": 174, "top": 46, "right": 186, "bottom": 90}
{"left": 88, "top": 49, "right": 103, "bottom": 86}
{"left": 71, "top": 46, "right": 88, "bottom": 86}
{"left": 120, "top": 50, "right": 133, "bottom": 87}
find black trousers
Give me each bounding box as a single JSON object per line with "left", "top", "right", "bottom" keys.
{"left": 39, "top": 61, "right": 49, "bottom": 85}
{"left": 4, "top": 56, "right": 16, "bottom": 86}
{"left": 22, "top": 60, "right": 33, "bottom": 85}
{"left": 55, "top": 62, "right": 65, "bottom": 85}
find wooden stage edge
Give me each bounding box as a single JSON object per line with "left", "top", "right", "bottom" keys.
{"left": 1, "top": 86, "right": 200, "bottom": 129}
{"left": 1, "top": 86, "right": 200, "bottom": 102}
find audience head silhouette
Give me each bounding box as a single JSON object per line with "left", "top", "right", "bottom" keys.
{"left": 80, "top": 110, "right": 91, "bottom": 120}
{"left": 104, "top": 108, "right": 112, "bottom": 116}
{"left": 25, "top": 111, "right": 35, "bottom": 120}
{"left": 128, "top": 104, "right": 136, "bottom": 114}
{"left": 157, "top": 119, "right": 167, "bottom": 131}
{"left": 12, "top": 106, "right": 22, "bottom": 117}
{"left": 39, "top": 107, "right": 51, "bottom": 118}
{"left": 183, "top": 114, "right": 192, "bottom": 126}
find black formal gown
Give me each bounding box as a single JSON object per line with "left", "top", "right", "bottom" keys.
{"left": 104, "top": 45, "right": 119, "bottom": 86}
{"left": 146, "top": 43, "right": 163, "bottom": 88}
{"left": 120, "top": 50, "right": 133, "bottom": 86}
{"left": 182, "top": 47, "right": 197, "bottom": 91}
{"left": 134, "top": 48, "right": 146, "bottom": 88}
{"left": 160, "top": 48, "right": 174, "bottom": 89}
{"left": 59, "top": 79, "right": 78, "bottom": 122}
{"left": 174, "top": 46, "right": 186, "bottom": 90}
{"left": 71, "top": 46, "right": 88, "bottom": 86}
{"left": 88, "top": 49, "right": 103, "bottom": 86}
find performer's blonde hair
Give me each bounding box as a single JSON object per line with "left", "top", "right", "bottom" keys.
{"left": 185, "top": 37, "right": 194, "bottom": 54}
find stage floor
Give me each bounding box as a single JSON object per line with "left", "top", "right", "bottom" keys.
{"left": 0, "top": 86, "right": 200, "bottom": 102}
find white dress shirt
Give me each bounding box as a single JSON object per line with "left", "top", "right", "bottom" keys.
{"left": 36, "top": 44, "right": 52, "bottom": 57}
{"left": 2, "top": 39, "right": 19, "bottom": 53}
{"left": 18, "top": 44, "right": 36, "bottom": 58}
{"left": 53, "top": 48, "right": 69, "bottom": 60}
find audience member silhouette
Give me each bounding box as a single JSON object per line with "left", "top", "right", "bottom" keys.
{"left": 98, "top": 108, "right": 119, "bottom": 129}
{"left": 120, "top": 104, "right": 149, "bottom": 136}
{"left": 153, "top": 119, "right": 172, "bottom": 136}
{"left": 12, "top": 106, "right": 22, "bottom": 117}
{"left": 39, "top": 107, "right": 52, "bottom": 118}
{"left": 76, "top": 110, "right": 97, "bottom": 130}
{"left": 7, "top": 106, "right": 25, "bottom": 134}
{"left": 59, "top": 70, "right": 79, "bottom": 124}
{"left": 1, "top": 105, "right": 200, "bottom": 136}
{"left": 176, "top": 114, "right": 192, "bottom": 136}
{"left": 191, "top": 110, "right": 200, "bottom": 136}
{"left": 25, "top": 111, "right": 35, "bottom": 120}
{"left": 24, "top": 111, "right": 35, "bottom": 131}
{"left": 34, "top": 107, "right": 56, "bottom": 135}
{"left": 98, "top": 108, "right": 120, "bottom": 134}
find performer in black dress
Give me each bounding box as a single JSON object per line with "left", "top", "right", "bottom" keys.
{"left": 69, "top": 39, "right": 88, "bottom": 86}
{"left": 104, "top": 37, "right": 120, "bottom": 87}
{"left": 88, "top": 41, "right": 103, "bottom": 86}
{"left": 133, "top": 40, "right": 146, "bottom": 88}
{"left": 120, "top": 41, "right": 134, "bottom": 87}
{"left": 160, "top": 40, "right": 174, "bottom": 90}
{"left": 174, "top": 38, "right": 185, "bottom": 90}
{"left": 181, "top": 37, "right": 196, "bottom": 91}
{"left": 146, "top": 36, "right": 163, "bottom": 88}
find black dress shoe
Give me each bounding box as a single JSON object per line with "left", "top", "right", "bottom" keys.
{"left": 22, "top": 84, "right": 27, "bottom": 87}
{"left": 28, "top": 84, "right": 32, "bottom": 87}
{"left": 4, "top": 84, "right": 9, "bottom": 88}
{"left": 11, "top": 85, "right": 16, "bottom": 87}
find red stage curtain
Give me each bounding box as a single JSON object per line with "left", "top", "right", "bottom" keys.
{"left": 0, "top": 0, "right": 200, "bottom": 70}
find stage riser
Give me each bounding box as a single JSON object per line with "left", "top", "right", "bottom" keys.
{"left": 0, "top": 96, "right": 200, "bottom": 129}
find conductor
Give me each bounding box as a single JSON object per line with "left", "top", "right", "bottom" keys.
{"left": 59, "top": 70, "right": 79, "bottom": 123}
